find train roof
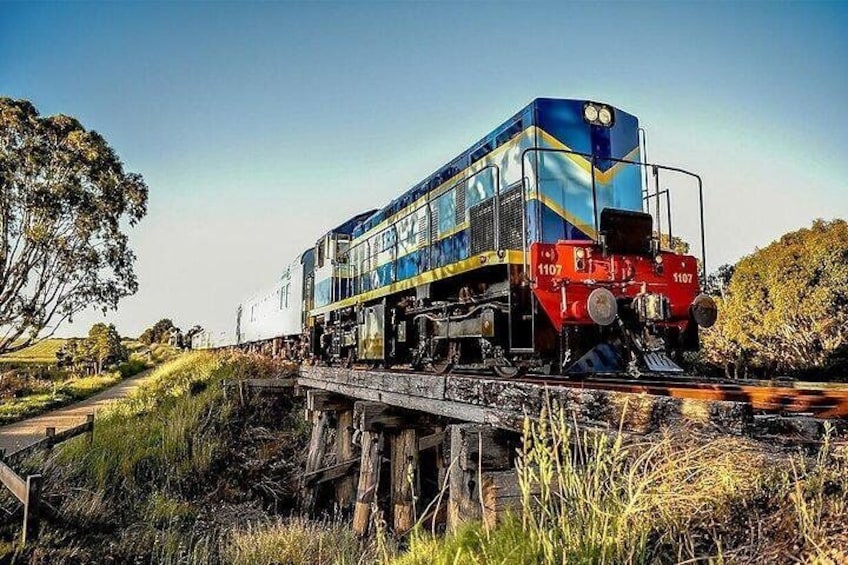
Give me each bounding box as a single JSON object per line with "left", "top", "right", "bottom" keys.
{"left": 351, "top": 97, "right": 620, "bottom": 238}
{"left": 325, "top": 209, "right": 379, "bottom": 238}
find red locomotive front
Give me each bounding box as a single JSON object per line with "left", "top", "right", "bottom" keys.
{"left": 530, "top": 208, "right": 717, "bottom": 374}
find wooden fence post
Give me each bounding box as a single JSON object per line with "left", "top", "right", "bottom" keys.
{"left": 21, "top": 474, "right": 41, "bottom": 546}
{"left": 45, "top": 427, "right": 55, "bottom": 454}
{"left": 86, "top": 414, "right": 95, "bottom": 445}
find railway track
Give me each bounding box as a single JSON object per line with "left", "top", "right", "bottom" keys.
{"left": 520, "top": 376, "right": 848, "bottom": 419}
{"left": 345, "top": 363, "right": 848, "bottom": 420}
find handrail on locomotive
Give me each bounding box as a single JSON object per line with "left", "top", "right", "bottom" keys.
{"left": 519, "top": 147, "right": 707, "bottom": 288}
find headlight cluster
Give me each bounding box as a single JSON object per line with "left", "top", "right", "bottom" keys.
{"left": 583, "top": 102, "right": 615, "bottom": 127}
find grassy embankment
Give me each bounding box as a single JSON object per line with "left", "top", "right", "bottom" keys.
{"left": 3, "top": 351, "right": 847, "bottom": 564}
{"left": 0, "top": 351, "right": 323, "bottom": 563}
{"left": 0, "top": 340, "right": 177, "bottom": 425}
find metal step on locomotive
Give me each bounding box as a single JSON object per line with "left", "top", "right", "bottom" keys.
{"left": 205, "top": 98, "right": 718, "bottom": 378}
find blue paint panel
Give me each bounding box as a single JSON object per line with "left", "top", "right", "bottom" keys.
{"left": 536, "top": 99, "right": 593, "bottom": 157}
{"left": 315, "top": 277, "right": 332, "bottom": 308}
{"left": 432, "top": 231, "right": 467, "bottom": 268}
{"left": 540, "top": 205, "right": 592, "bottom": 242}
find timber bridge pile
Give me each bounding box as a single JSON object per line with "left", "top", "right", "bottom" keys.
{"left": 239, "top": 363, "right": 848, "bottom": 534}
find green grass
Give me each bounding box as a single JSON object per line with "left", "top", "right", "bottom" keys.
{"left": 0, "top": 372, "right": 125, "bottom": 424}
{"left": 0, "top": 359, "right": 153, "bottom": 427}
{"left": 4, "top": 351, "right": 305, "bottom": 563}
{"left": 55, "top": 352, "right": 227, "bottom": 495}
{"left": 0, "top": 338, "right": 67, "bottom": 364}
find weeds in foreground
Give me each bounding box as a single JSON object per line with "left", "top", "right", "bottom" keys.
{"left": 226, "top": 517, "right": 381, "bottom": 565}
{"left": 396, "top": 406, "right": 847, "bottom": 565}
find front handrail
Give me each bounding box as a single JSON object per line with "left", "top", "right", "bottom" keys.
{"left": 520, "top": 147, "right": 707, "bottom": 285}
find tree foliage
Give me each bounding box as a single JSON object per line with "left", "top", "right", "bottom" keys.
{"left": 139, "top": 318, "right": 179, "bottom": 345}
{"left": 57, "top": 322, "right": 127, "bottom": 375}
{"left": 702, "top": 219, "right": 848, "bottom": 376}
{"left": 0, "top": 98, "right": 148, "bottom": 353}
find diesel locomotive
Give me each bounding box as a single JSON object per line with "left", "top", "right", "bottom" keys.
{"left": 223, "top": 98, "right": 717, "bottom": 377}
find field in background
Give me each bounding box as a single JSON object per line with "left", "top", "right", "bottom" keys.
{"left": 0, "top": 338, "right": 68, "bottom": 365}
{"left": 0, "top": 340, "right": 180, "bottom": 425}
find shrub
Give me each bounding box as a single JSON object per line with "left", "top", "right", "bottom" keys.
{"left": 118, "top": 357, "right": 148, "bottom": 378}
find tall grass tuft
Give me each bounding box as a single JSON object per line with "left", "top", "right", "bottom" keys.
{"left": 397, "top": 402, "right": 782, "bottom": 565}
{"left": 226, "top": 517, "right": 382, "bottom": 565}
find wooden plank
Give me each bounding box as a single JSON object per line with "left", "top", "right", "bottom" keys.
{"left": 418, "top": 431, "right": 447, "bottom": 452}
{"left": 299, "top": 368, "right": 750, "bottom": 435}
{"left": 298, "top": 375, "right": 525, "bottom": 431}
{"left": 307, "top": 390, "right": 352, "bottom": 412}
{"left": 354, "top": 401, "right": 408, "bottom": 431}
{"left": 302, "top": 410, "right": 330, "bottom": 511}
{"left": 448, "top": 424, "right": 480, "bottom": 530}
{"left": 304, "top": 457, "right": 360, "bottom": 485}
{"left": 243, "top": 377, "right": 295, "bottom": 388}
{"left": 46, "top": 419, "right": 93, "bottom": 447}
{"left": 456, "top": 425, "right": 514, "bottom": 472}
{"left": 223, "top": 378, "right": 295, "bottom": 389}
{"left": 21, "top": 474, "right": 41, "bottom": 545}
{"left": 306, "top": 366, "right": 445, "bottom": 399}
{"left": 0, "top": 458, "right": 27, "bottom": 503}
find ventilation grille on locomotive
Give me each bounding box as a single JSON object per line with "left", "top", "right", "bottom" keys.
{"left": 499, "top": 184, "right": 523, "bottom": 250}
{"left": 469, "top": 199, "right": 495, "bottom": 255}
{"left": 429, "top": 206, "right": 439, "bottom": 247}
{"left": 454, "top": 180, "right": 467, "bottom": 225}
{"left": 417, "top": 214, "right": 428, "bottom": 247}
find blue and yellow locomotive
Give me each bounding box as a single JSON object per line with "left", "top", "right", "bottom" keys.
{"left": 235, "top": 98, "right": 717, "bottom": 376}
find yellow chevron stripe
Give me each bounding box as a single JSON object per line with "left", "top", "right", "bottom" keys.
{"left": 534, "top": 192, "right": 597, "bottom": 239}
{"left": 536, "top": 129, "right": 641, "bottom": 183}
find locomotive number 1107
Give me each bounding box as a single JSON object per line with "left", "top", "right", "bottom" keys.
{"left": 538, "top": 263, "right": 563, "bottom": 276}
{"left": 673, "top": 272, "right": 694, "bottom": 284}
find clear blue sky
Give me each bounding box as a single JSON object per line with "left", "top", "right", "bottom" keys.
{"left": 2, "top": 1, "right": 847, "bottom": 338}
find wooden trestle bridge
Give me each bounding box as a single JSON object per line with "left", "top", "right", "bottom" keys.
{"left": 287, "top": 366, "right": 760, "bottom": 535}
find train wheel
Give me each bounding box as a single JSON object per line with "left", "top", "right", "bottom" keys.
{"left": 429, "top": 341, "right": 459, "bottom": 375}
{"left": 429, "top": 359, "right": 453, "bottom": 374}
{"left": 491, "top": 364, "right": 526, "bottom": 379}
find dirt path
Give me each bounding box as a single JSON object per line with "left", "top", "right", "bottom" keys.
{"left": 0, "top": 369, "right": 156, "bottom": 455}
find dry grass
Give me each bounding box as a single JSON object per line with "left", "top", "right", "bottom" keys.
{"left": 0, "top": 338, "right": 67, "bottom": 364}
{"left": 226, "top": 517, "right": 382, "bottom": 565}
{"left": 396, "top": 407, "right": 848, "bottom": 565}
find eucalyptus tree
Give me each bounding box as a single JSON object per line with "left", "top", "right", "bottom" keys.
{"left": 0, "top": 98, "right": 148, "bottom": 353}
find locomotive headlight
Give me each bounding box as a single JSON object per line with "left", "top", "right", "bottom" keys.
{"left": 655, "top": 254, "right": 663, "bottom": 265}
{"left": 575, "top": 248, "right": 585, "bottom": 259}
{"left": 583, "top": 104, "right": 599, "bottom": 123}
{"left": 598, "top": 107, "right": 613, "bottom": 126}
{"left": 587, "top": 288, "right": 618, "bottom": 326}
{"left": 690, "top": 294, "right": 718, "bottom": 328}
